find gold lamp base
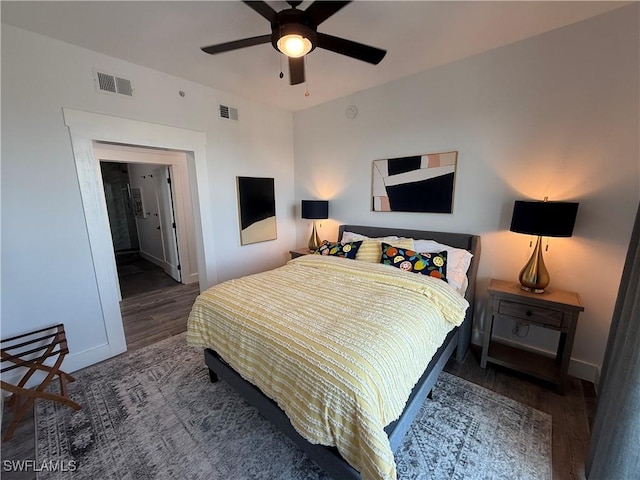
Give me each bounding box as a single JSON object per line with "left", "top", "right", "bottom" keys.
{"left": 307, "top": 221, "right": 321, "bottom": 251}
{"left": 518, "top": 236, "right": 550, "bottom": 294}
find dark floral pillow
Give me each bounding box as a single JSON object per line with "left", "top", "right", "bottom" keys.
{"left": 380, "top": 242, "right": 448, "bottom": 281}
{"left": 315, "top": 240, "right": 362, "bottom": 259}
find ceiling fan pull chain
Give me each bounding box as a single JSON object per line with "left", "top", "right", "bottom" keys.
{"left": 279, "top": 54, "right": 284, "bottom": 79}
{"left": 304, "top": 56, "right": 310, "bottom": 97}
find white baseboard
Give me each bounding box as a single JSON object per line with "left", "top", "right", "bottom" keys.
{"left": 472, "top": 330, "right": 601, "bottom": 386}
{"left": 185, "top": 272, "right": 199, "bottom": 284}
{"left": 64, "top": 341, "right": 127, "bottom": 373}
{"left": 139, "top": 250, "right": 165, "bottom": 269}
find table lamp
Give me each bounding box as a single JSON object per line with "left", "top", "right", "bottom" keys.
{"left": 301, "top": 200, "right": 328, "bottom": 251}
{"left": 510, "top": 197, "right": 578, "bottom": 293}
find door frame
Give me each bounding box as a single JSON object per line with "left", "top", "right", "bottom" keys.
{"left": 64, "top": 108, "right": 216, "bottom": 364}
{"left": 95, "top": 146, "right": 200, "bottom": 287}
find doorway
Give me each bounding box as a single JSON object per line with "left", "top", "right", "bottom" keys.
{"left": 100, "top": 161, "right": 182, "bottom": 299}
{"left": 93, "top": 141, "right": 202, "bottom": 350}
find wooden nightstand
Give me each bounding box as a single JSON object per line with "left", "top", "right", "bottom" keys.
{"left": 481, "top": 279, "right": 584, "bottom": 393}
{"left": 290, "top": 248, "right": 314, "bottom": 259}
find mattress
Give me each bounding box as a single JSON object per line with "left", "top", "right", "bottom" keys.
{"left": 187, "top": 255, "right": 469, "bottom": 480}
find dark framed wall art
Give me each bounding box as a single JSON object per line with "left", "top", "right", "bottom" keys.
{"left": 372, "top": 151, "right": 458, "bottom": 213}
{"left": 236, "top": 176, "right": 277, "bottom": 245}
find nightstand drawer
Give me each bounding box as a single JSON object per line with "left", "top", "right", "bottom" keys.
{"left": 498, "top": 300, "right": 563, "bottom": 327}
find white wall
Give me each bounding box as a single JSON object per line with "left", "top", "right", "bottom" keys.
{"left": 292, "top": 5, "right": 640, "bottom": 383}
{"left": 1, "top": 25, "right": 296, "bottom": 369}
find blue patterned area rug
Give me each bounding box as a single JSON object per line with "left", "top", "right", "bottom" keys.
{"left": 36, "top": 333, "right": 551, "bottom": 479}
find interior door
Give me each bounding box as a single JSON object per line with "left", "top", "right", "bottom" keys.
{"left": 154, "top": 166, "right": 181, "bottom": 282}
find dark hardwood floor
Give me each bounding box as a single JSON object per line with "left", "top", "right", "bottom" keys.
{"left": 121, "top": 282, "right": 200, "bottom": 351}
{"left": 117, "top": 252, "right": 201, "bottom": 350}
{"left": 2, "top": 263, "right": 595, "bottom": 480}
{"left": 116, "top": 251, "right": 182, "bottom": 298}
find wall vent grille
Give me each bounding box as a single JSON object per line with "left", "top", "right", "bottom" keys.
{"left": 97, "top": 72, "right": 117, "bottom": 93}
{"left": 115, "top": 76, "right": 133, "bottom": 96}
{"left": 219, "top": 104, "right": 238, "bottom": 121}
{"left": 94, "top": 69, "right": 134, "bottom": 97}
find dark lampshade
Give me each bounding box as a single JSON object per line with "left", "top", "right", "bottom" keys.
{"left": 509, "top": 199, "right": 579, "bottom": 294}
{"left": 510, "top": 201, "right": 579, "bottom": 238}
{"left": 301, "top": 200, "right": 329, "bottom": 220}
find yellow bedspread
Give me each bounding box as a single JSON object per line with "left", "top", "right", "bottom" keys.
{"left": 187, "top": 255, "right": 469, "bottom": 480}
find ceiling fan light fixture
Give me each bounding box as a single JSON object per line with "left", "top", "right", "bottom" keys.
{"left": 277, "top": 34, "right": 312, "bottom": 58}
{"left": 201, "top": 1, "right": 387, "bottom": 86}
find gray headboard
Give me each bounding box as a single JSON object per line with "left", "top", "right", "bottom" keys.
{"left": 338, "top": 225, "right": 481, "bottom": 359}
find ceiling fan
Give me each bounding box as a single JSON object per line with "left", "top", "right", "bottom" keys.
{"left": 200, "top": 0, "right": 387, "bottom": 85}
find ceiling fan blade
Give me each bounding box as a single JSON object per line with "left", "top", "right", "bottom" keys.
{"left": 304, "top": 1, "right": 351, "bottom": 26}
{"left": 201, "top": 34, "right": 271, "bottom": 55}
{"left": 289, "top": 57, "right": 305, "bottom": 85}
{"left": 316, "top": 33, "right": 386, "bottom": 65}
{"left": 243, "top": 1, "right": 277, "bottom": 22}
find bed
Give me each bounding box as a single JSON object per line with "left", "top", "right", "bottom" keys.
{"left": 187, "top": 225, "right": 480, "bottom": 480}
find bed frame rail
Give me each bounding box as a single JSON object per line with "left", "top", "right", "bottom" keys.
{"left": 385, "top": 329, "right": 458, "bottom": 452}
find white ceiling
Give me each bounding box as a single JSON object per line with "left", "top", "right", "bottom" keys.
{"left": 1, "top": 1, "right": 630, "bottom": 112}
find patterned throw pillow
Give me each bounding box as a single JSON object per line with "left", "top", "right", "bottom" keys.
{"left": 380, "top": 243, "right": 448, "bottom": 281}
{"left": 355, "top": 237, "right": 415, "bottom": 263}
{"left": 315, "top": 240, "right": 362, "bottom": 259}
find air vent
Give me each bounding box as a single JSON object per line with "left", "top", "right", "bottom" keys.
{"left": 94, "top": 69, "right": 134, "bottom": 97}
{"left": 115, "top": 76, "right": 133, "bottom": 96}
{"left": 219, "top": 104, "right": 238, "bottom": 121}
{"left": 97, "top": 71, "right": 116, "bottom": 93}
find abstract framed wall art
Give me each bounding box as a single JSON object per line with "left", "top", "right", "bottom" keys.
{"left": 236, "top": 176, "right": 277, "bottom": 245}
{"left": 372, "top": 151, "right": 458, "bottom": 213}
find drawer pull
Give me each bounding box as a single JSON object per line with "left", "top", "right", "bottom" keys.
{"left": 526, "top": 311, "right": 532, "bottom": 317}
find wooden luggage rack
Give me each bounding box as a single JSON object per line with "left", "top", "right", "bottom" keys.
{"left": 1, "top": 324, "right": 81, "bottom": 441}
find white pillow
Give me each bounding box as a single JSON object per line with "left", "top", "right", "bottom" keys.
{"left": 413, "top": 239, "right": 473, "bottom": 292}
{"left": 341, "top": 231, "right": 399, "bottom": 243}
